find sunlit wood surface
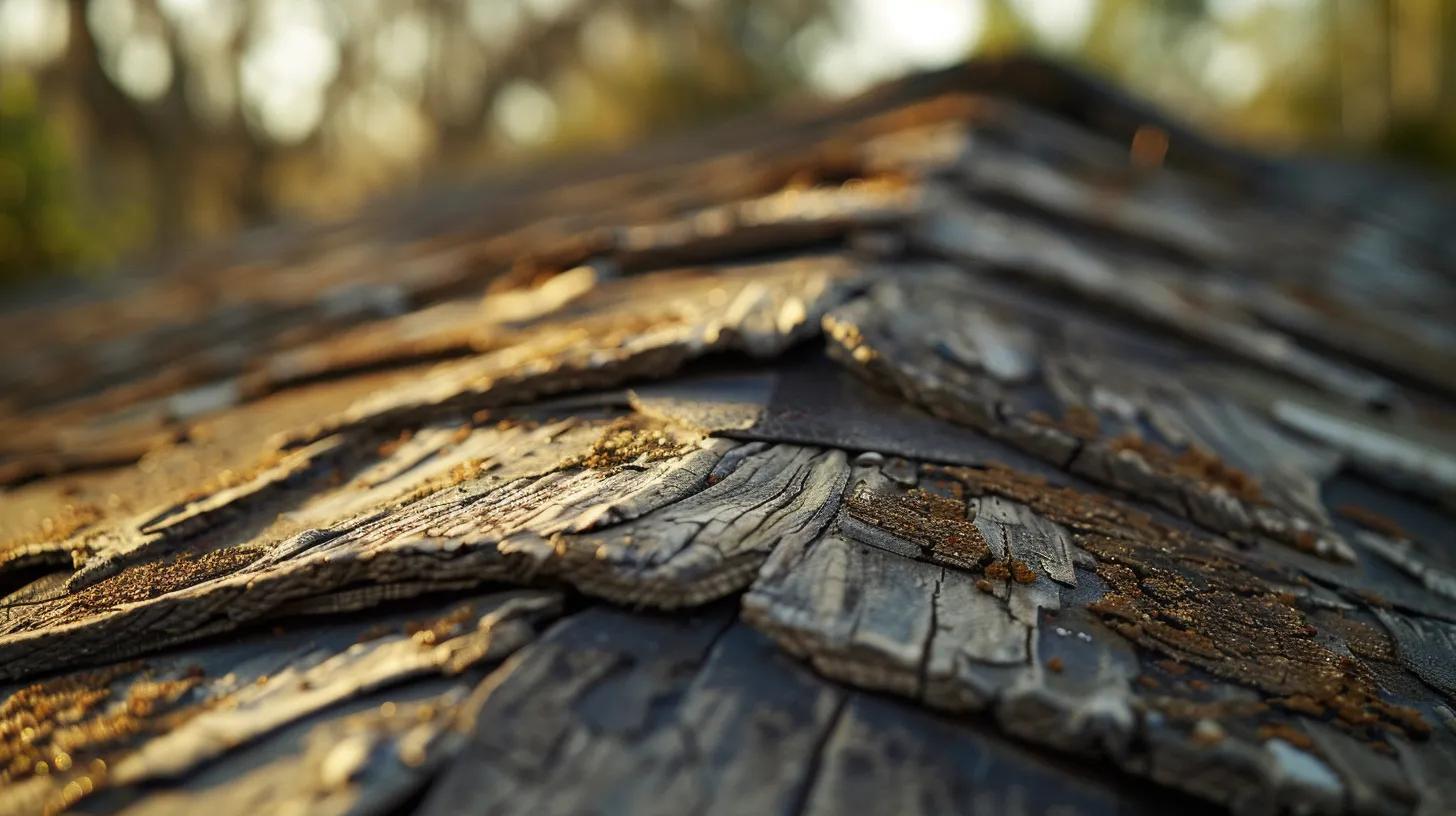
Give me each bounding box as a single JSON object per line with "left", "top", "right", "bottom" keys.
{"left": 2, "top": 57, "right": 1455, "bottom": 816}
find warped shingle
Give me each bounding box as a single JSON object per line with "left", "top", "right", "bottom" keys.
{"left": 3, "top": 56, "right": 1455, "bottom": 816}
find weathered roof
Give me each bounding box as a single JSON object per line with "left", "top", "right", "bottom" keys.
{"left": 2, "top": 56, "right": 1455, "bottom": 816}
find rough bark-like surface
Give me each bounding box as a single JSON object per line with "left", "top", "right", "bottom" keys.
{"left": 0, "top": 589, "right": 561, "bottom": 816}
{"left": 2, "top": 55, "right": 1454, "bottom": 816}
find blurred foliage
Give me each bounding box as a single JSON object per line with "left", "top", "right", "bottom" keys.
{"left": 0, "top": 74, "right": 145, "bottom": 283}
{"left": 0, "top": 0, "right": 1453, "bottom": 285}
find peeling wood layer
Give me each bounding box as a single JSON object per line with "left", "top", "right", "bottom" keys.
{"left": 2, "top": 55, "right": 1455, "bottom": 816}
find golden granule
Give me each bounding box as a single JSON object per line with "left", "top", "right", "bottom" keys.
{"left": 556, "top": 416, "right": 696, "bottom": 471}
{"left": 404, "top": 603, "right": 476, "bottom": 647}
{"left": 71, "top": 545, "right": 264, "bottom": 611}
{"left": 1, "top": 662, "right": 206, "bottom": 800}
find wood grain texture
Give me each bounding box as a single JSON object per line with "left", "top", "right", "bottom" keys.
{"left": 2, "top": 54, "right": 1453, "bottom": 816}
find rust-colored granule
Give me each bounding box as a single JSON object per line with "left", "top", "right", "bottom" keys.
{"left": 844, "top": 486, "right": 991, "bottom": 571}
{"left": 1310, "top": 611, "right": 1398, "bottom": 664}
{"left": 1157, "top": 659, "right": 1189, "bottom": 677}
{"left": 983, "top": 561, "right": 1010, "bottom": 581}
{"left": 1104, "top": 434, "right": 1265, "bottom": 505}
{"left": 1009, "top": 559, "right": 1038, "bottom": 584}
{"left": 1275, "top": 695, "right": 1325, "bottom": 717}
{"left": 1256, "top": 723, "right": 1314, "bottom": 750}
{"left": 1084, "top": 535, "right": 1428, "bottom": 741}
{"left": 1335, "top": 504, "right": 1410, "bottom": 541}
{"left": 1059, "top": 405, "right": 1103, "bottom": 441}
{"left": 1028, "top": 405, "right": 1102, "bottom": 441}
{"left": 933, "top": 462, "right": 1430, "bottom": 743}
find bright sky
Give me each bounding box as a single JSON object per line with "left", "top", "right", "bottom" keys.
{"left": 806, "top": 0, "right": 988, "bottom": 97}
{"left": 806, "top": 0, "right": 1106, "bottom": 97}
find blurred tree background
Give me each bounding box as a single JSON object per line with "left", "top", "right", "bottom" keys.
{"left": 0, "top": 0, "right": 1452, "bottom": 285}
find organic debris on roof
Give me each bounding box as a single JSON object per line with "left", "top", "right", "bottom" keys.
{"left": 2, "top": 56, "right": 1456, "bottom": 816}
